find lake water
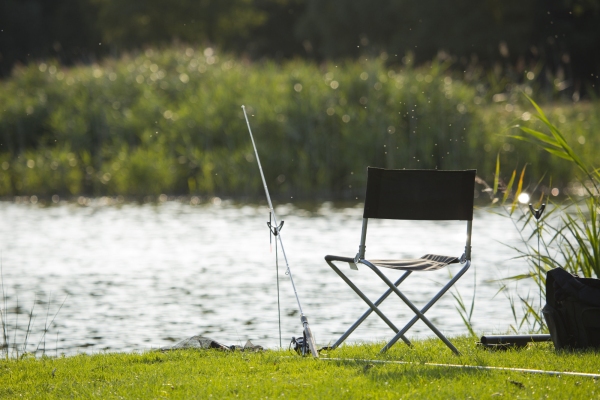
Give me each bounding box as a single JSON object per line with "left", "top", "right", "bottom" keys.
{"left": 0, "top": 199, "right": 538, "bottom": 356}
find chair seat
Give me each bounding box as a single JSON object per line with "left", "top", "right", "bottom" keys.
{"left": 369, "top": 254, "right": 459, "bottom": 271}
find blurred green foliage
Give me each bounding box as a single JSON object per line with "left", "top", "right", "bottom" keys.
{"left": 1, "top": 0, "right": 599, "bottom": 95}
{"left": 90, "top": 0, "right": 267, "bottom": 49}
{"left": 0, "top": 47, "right": 598, "bottom": 198}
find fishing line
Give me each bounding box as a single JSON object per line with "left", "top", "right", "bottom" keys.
{"left": 321, "top": 357, "right": 600, "bottom": 379}
{"left": 269, "top": 212, "right": 283, "bottom": 349}
{"left": 242, "top": 105, "right": 319, "bottom": 357}
{"left": 275, "top": 228, "right": 282, "bottom": 349}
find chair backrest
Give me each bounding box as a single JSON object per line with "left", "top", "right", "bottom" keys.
{"left": 363, "top": 168, "right": 476, "bottom": 221}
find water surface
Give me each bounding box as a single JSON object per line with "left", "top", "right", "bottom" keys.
{"left": 0, "top": 199, "right": 536, "bottom": 355}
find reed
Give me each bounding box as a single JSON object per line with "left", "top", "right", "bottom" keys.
{"left": 490, "top": 96, "right": 600, "bottom": 333}
{"left": 0, "top": 260, "right": 66, "bottom": 359}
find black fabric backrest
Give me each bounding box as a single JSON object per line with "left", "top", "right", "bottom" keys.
{"left": 363, "top": 168, "right": 476, "bottom": 220}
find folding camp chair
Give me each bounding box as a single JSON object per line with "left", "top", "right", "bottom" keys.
{"left": 325, "top": 167, "right": 475, "bottom": 355}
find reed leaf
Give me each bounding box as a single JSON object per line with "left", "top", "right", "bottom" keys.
{"left": 510, "top": 165, "right": 527, "bottom": 214}
{"left": 523, "top": 94, "right": 591, "bottom": 183}
{"left": 502, "top": 169, "right": 516, "bottom": 207}
{"left": 493, "top": 153, "right": 500, "bottom": 196}
{"left": 451, "top": 291, "right": 477, "bottom": 339}
{"left": 511, "top": 126, "right": 562, "bottom": 147}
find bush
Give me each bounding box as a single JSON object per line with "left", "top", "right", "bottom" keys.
{"left": 0, "top": 47, "right": 598, "bottom": 198}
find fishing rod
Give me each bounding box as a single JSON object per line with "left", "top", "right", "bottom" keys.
{"left": 528, "top": 202, "right": 546, "bottom": 319}
{"left": 241, "top": 105, "right": 319, "bottom": 358}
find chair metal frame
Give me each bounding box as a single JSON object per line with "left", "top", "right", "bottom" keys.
{"left": 325, "top": 168, "right": 475, "bottom": 355}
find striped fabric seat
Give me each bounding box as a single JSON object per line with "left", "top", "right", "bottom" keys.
{"left": 370, "top": 254, "right": 459, "bottom": 271}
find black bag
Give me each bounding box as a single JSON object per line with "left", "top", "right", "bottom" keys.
{"left": 542, "top": 267, "right": 600, "bottom": 350}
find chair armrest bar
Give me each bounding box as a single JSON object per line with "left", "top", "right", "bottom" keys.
{"left": 325, "top": 255, "right": 355, "bottom": 263}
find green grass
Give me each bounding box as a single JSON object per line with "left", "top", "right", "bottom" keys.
{"left": 1, "top": 337, "right": 599, "bottom": 399}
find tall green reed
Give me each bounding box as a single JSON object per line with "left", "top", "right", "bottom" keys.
{"left": 492, "top": 95, "right": 599, "bottom": 333}
{"left": 512, "top": 95, "right": 599, "bottom": 279}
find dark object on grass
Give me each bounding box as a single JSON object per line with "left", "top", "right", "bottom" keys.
{"left": 160, "top": 335, "right": 263, "bottom": 352}
{"left": 543, "top": 267, "right": 600, "bottom": 350}
{"left": 478, "top": 334, "right": 551, "bottom": 350}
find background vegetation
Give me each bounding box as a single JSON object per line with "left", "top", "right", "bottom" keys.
{"left": 1, "top": 1, "right": 599, "bottom": 199}
{"left": 2, "top": 0, "right": 600, "bottom": 96}
{"left": 1, "top": 48, "right": 599, "bottom": 198}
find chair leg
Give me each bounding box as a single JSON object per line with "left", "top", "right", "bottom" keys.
{"left": 362, "top": 261, "right": 461, "bottom": 355}
{"left": 327, "top": 264, "right": 413, "bottom": 349}
{"left": 326, "top": 260, "right": 412, "bottom": 348}
{"left": 381, "top": 261, "right": 471, "bottom": 353}
{"left": 380, "top": 261, "right": 471, "bottom": 353}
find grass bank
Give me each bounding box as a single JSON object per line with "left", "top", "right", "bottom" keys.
{"left": 1, "top": 47, "right": 599, "bottom": 199}
{"left": 1, "top": 337, "right": 599, "bottom": 399}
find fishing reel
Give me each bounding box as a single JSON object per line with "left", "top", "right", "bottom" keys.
{"left": 290, "top": 332, "right": 309, "bottom": 356}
